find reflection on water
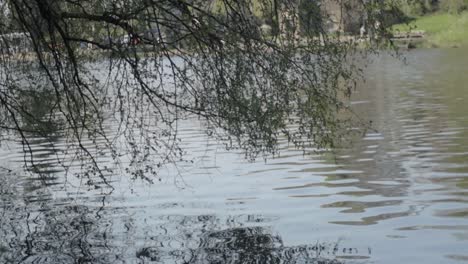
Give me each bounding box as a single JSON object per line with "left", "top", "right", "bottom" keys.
{"left": 0, "top": 171, "right": 353, "bottom": 263}
{"left": 1, "top": 48, "right": 468, "bottom": 263}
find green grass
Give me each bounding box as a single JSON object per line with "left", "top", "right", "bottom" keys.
{"left": 392, "top": 12, "right": 468, "bottom": 47}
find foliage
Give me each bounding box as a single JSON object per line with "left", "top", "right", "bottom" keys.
{"left": 0, "top": 0, "right": 389, "bottom": 185}
{"left": 392, "top": 0, "right": 468, "bottom": 16}
{"left": 439, "top": 0, "right": 468, "bottom": 14}
{"left": 393, "top": 0, "right": 432, "bottom": 16}
{"left": 298, "top": 0, "right": 323, "bottom": 37}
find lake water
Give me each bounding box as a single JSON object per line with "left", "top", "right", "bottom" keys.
{"left": 1, "top": 48, "right": 468, "bottom": 263}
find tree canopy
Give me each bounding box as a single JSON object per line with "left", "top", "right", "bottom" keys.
{"left": 0, "top": 0, "right": 392, "bottom": 185}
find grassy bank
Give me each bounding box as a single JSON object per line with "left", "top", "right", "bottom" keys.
{"left": 392, "top": 12, "right": 468, "bottom": 48}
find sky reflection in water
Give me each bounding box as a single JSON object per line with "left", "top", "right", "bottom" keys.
{"left": 1, "top": 48, "right": 468, "bottom": 263}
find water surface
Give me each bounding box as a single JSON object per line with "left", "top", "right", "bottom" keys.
{"left": 1, "top": 48, "right": 468, "bottom": 263}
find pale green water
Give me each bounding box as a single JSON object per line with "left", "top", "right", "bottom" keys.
{"left": 1, "top": 48, "right": 468, "bottom": 263}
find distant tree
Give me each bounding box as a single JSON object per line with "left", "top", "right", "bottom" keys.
{"left": 0, "top": 0, "right": 390, "bottom": 185}
{"left": 393, "top": 0, "right": 436, "bottom": 16}
{"left": 439, "top": 0, "right": 468, "bottom": 14}
{"left": 298, "top": 0, "right": 323, "bottom": 37}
